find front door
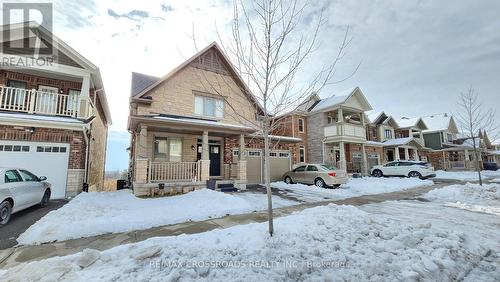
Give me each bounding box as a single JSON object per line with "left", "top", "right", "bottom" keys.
{"left": 197, "top": 144, "right": 221, "bottom": 177}
{"left": 387, "top": 150, "right": 394, "bottom": 162}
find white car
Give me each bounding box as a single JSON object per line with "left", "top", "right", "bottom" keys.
{"left": 370, "top": 161, "right": 436, "bottom": 179}
{"left": 0, "top": 168, "right": 51, "bottom": 225}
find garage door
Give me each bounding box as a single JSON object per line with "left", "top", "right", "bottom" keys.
{"left": 246, "top": 149, "right": 291, "bottom": 184}
{"left": 246, "top": 150, "right": 262, "bottom": 184}
{"left": 0, "top": 141, "right": 70, "bottom": 199}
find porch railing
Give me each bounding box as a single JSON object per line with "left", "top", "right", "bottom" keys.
{"left": 0, "top": 86, "right": 83, "bottom": 117}
{"left": 149, "top": 161, "right": 201, "bottom": 182}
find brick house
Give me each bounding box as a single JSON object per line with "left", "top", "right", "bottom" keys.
{"left": 0, "top": 22, "right": 111, "bottom": 198}
{"left": 128, "top": 42, "right": 304, "bottom": 195}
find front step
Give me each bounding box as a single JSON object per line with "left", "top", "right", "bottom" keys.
{"left": 218, "top": 183, "right": 238, "bottom": 192}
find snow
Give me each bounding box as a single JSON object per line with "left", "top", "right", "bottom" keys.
{"left": 310, "top": 87, "right": 357, "bottom": 112}
{"left": 17, "top": 189, "right": 298, "bottom": 245}
{"left": 422, "top": 113, "right": 452, "bottom": 133}
{"left": 0, "top": 112, "right": 83, "bottom": 124}
{"left": 381, "top": 137, "right": 415, "bottom": 146}
{"left": 2, "top": 203, "right": 497, "bottom": 281}
{"left": 271, "top": 177, "right": 433, "bottom": 202}
{"left": 396, "top": 116, "right": 424, "bottom": 128}
{"left": 423, "top": 182, "right": 500, "bottom": 215}
{"left": 434, "top": 170, "right": 500, "bottom": 181}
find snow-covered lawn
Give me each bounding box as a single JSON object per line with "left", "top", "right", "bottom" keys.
{"left": 271, "top": 177, "right": 433, "bottom": 202}
{"left": 2, "top": 203, "right": 497, "bottom": 281}
{"left": 423, "top": 182, "right": 500, "bottom": 215}
{"left": 18, "top": 189, "right": 298, "bottom": 245}
{"left": 435, "top": 170, "right": 500, "bottom": 181}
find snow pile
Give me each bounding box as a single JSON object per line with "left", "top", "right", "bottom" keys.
{"left": 17, "top": 189, "right": 297, "bottom": 245}
{"left": 435, "top": 170, "right": 500, "bottom": 181}
{"left": 1, "top": 204, "right": 493, "bottom": 281}
{"left": 424, "top": 183, "right": 500, "bottom": 215}
{"left": 272, "top": 177, "right": 432, "bottom": 202}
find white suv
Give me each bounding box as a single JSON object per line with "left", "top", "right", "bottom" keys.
{"left": 370, "top": 161, "right": 436, "bottom": 179}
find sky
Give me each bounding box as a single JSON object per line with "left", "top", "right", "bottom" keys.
{"left": 10, "top": 0, "right": 500, "bottom": 171}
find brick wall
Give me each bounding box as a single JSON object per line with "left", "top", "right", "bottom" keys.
{"left": 425, "top": 151, "right": 449, "bottom": 170}
{"left": 0, "top": 125, "right": 86, "bottom": 169}
{"left": 272, "top": 114, "right": 308, "bottom": 163}
{"left": 88, "top": 95, "right": 109, "bottom": 190}
{"left": 0, "top": 70, "right": 83, "bottom": 93}
{"left": 307, "top": 112, "right": 327, "bottom": 163}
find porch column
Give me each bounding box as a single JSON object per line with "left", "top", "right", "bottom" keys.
{"left": 200, "top": 131, "right": 210, "bottom": 181}
{"left": 395, "top": 147, "right": 400, "bottom": 160}
{"left": 77, "top": 74, "right": 91, "bottom": 119}
{"left": 337, "top": 108, "right": 343, "bottom": 123}
{"left": 361, "top": 144, "right": 368, "bottom": 176}
{"left": 404, "top": 147, "right": 410, "bottom": 160}
{"left": 236, "top": 134, "right": 247, "bottom": 190}
{"left": 413, "top": 149, "right": 419, "bottom": 161}
{"left": 339, "top": 141, "right": 346, "bottom": 170}
{"left": 135, "top": 124, "right": 149, "bottom": 183}
{"left": 464, "top": 149, "right": 470, "bottom": 169}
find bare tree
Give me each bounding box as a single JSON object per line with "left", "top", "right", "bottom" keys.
{"left": 455, "top": 86, "right": 499, "bottom": 186}
{"left": 190, "top": 0, "right": 356, "bottom": 235}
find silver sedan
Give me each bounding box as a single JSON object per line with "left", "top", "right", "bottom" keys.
{"left": 0, "top": 167, "right": 51, "bottom": 225}
{"left": 282, "top": 164, "right": 348, "bottom": 188}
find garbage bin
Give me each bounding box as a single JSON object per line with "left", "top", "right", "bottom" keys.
{"left": 116, "top": 179, "right": 127, "bottom": 190}
{"left": 206, "top": 179, "right": 216, "bottom": 190}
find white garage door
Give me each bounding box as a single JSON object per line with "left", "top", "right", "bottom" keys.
{"left": 0, "top": 140, "right": 70, "bottom": 199}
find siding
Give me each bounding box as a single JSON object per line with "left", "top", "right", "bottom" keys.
{"left": 423, "top": 132, "right": 442, "bottom": 150}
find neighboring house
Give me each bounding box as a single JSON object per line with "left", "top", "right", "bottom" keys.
{"left": 365, "top": 111, "right": 427, "bottom": 165}
{"left": 0, "top": 22, "right": 111, "bottom": 198}
{"left": 487, "top": 139, "right": 500, "bottom": 166}
{"left": 128, "top": 42, "right": 304, "bottom": 195}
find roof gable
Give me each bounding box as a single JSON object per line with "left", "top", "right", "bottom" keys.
{"left": 133, "top": 42, "right": 263, "bottom": 114}
{"left": 422, "top": 113, "right": 458, "bottom": 133}
{"left": 311, "top": 87, "right": 372, "bottom": 112}
{"left": 130, "top": 72, "right": 159, "bottom": 97}
{"left": 397, "top": 117, "right": 428, "bottom": 130}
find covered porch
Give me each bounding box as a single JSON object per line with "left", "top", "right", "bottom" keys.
{"left": 323, "top": 141, "right": 369, "bottom": 175}
{"left": 381, "top": 137, "right": 426, "bottom": 163}
{"left": 129, "top": 115, "right": 254, "bottom": 196}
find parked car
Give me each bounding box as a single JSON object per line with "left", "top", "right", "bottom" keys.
{"left": 282, "top": 164, "right": 348, "bottom": 188}
{"left": 0, "top": 168, "right": 51, "bottom": 225}
{"left": 371, "top": 161, "right": 436, "bottom": 179}
{"left": 483, "top": 162, "right": 498, "bottom": 171}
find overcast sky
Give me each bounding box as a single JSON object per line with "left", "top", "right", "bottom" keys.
{"left": 30, "top": 0, "right": 500, "bottom": 170}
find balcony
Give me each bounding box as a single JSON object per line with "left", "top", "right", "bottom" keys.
{"left": 324, "top": 123, "right": 366, "bottom": 141}
{"left": 0, "top": 86, "right": 93, "bottom": 119}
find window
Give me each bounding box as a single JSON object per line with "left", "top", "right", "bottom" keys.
{"left": 446, "top": 133, "right": 453, "bottom": 143}
{"left": 67, "top": 89, "right": 80, "bottom": 111}
{"left": 294, "top": 165, "right": 306, "bottom": 172}
{"left": 5, "top": 170, "right": 22, "bottom": 183}
{"left": 19, "top": 170, "right": 38, "bottom": 181}
{"left": 269, "top": 152, "right": 277, "bottom": 157}
{"left": 154, "top": 137, "right": 182, "bottom": 161}
{"left": 194, "top": 95, "right": 224, "bottom": 118}
{"left": 279, "top": 152, "right": 289, "bottom": 158}
{"left": 327, "top": 116, "right": 333, "bottom": 124}
{"left": 248, "top": 151, "right": 261, "bottom": 157}
{"left": 306, "top": 165, "right": 318, "bottom": 172}
{"left": 384, "top": 129, "right": 393, "bottom": 139}
{"left": 299, "top": 146, "right": 305, "bottom": 163}
{"left": 298, "top": 118, "right": 304, "bottom": 132}
{"left": 7, "top": 80, "right": 27, "bottom": 106}
{"left": 233, "top": 149, "right": 239, "bottom": 157}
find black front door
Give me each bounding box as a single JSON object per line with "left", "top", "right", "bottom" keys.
{"left": 197, "top": 144, "right": 221, "bottom": 177}
{"left": 387, "top": 150, "right": 394, "bottom": 162}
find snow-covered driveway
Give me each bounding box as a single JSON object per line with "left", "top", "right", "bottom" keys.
{"left": 17, "top": 189, "right": 298, "bottom": 245}
{"left": 271, "top": 177, "right": 433, "bottom": 202}
{"left": 434, "top": 170, "right": 500, "bottom": 181}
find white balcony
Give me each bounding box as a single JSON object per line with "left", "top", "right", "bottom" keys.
{"left": 324, "top": 123, "right": 366, "bottom": 141}
{"left": 0, "top": 86, "right": 93, "bottom": 119}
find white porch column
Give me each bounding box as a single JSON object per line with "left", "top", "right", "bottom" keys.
{"left": 413, "top": 149, "right": 419, "bottom": 161}
{"left": 236, "top": 134, "right": 247, "bottom": 190}
{"left": 361, "top": 144, "right": 368, "bottom": 175}
{"left": 200, "top": 131, "right": 210, "bottom": 181}
{"left": 337, "top": 108, "right": 343, "bottom": 123}
{"left": 395, "top": 147, "right": 400, "bottom": 160}
{"left": 339, "top": 141, "right": 346, "bottom": 170}
{"left": 77, "top": 74, "right": 91, "bottom": 119}
{"left": 404, "top": 147, "right": 410, "bottom": 160}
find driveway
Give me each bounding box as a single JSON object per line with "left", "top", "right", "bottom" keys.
{"left": 0, "top": 200, "right": 68, "bottom": 250}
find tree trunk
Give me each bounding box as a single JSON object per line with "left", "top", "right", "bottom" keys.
{"left": 472, "top": 137, "right": 483, "bottom": 186}
{"left": 263, "top": 119, "right": 274, "bottom": 236}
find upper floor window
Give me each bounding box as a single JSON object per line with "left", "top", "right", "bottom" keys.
{"left": 384, "top": 129, "right": 393, "bottom": 139}
{"left": 298, "top": 118, "right": 304, "bottom": 132}
{"left": 194, "top": 95, "right": 224, "bottom": 118}
{"left": 327, "top": 116, "right": 333, "bottom": 124}
{"left": 446, "top": 133, "right": 453, "bottom": 143}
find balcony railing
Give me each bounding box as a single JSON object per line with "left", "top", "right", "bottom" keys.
{"left": 324, "top": 123, "right": 366, "bottom": 139}
{"left": 149, "top": 161, "right": 201, "bottom": 182}
{"left": 0, "top": 86, "right": 92, "bottom": 118}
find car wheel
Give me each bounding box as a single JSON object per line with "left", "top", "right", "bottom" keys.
{"left": 40, "top": 189, "right": 51, "bottom": 207}
{"left": 408, "top": 171, "right": 422, "bottom": 178}
{"left": 314, "top": 178, "right": 326, "bottom": 188}
{"left": 284, "top": 176, "right": 293, "bottom": 184}
{"left": 372, "top": 169, "right": 383, "bottom": 177}
{"left": 0, "top": 201, "right": 12, "bottom": 225}
{"left": 333, "top": 184, "right": 341, "bottom": 189}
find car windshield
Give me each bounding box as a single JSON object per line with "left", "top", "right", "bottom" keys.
{"left": 320, "top": 164, "right": 337, "bottom": 171}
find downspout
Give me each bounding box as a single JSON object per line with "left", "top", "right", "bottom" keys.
{"left": 82, "top": 116, "right": 96, "bottom": 191}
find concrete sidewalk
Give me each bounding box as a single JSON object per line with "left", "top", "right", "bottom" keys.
{"left": 0, "top": 183, "right": 445, "bottom": 269}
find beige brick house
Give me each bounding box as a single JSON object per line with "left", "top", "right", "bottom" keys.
{"left": 128, "top": 43, "right": 305, "bottom": 195}
{"left": 0, "top": 22, "right": 111, "bottom": 198}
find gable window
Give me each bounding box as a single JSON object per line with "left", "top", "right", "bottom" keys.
{"left": 384, "top": 129, "right": 393, "bottom": 139}
{"left": 154, "top": 137, "right": 182, "bottom": 162}
{"left": 299, "top": 146, "right": 305, "bottom": 163}
{"left": 194, "top": 95, "right": 224, "bottom": 118}
{"left": 446, "top": 133, "right": 453, "bottom": 143}
{"left": 298, "top": 118, "right": 304, "bottom": 132}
